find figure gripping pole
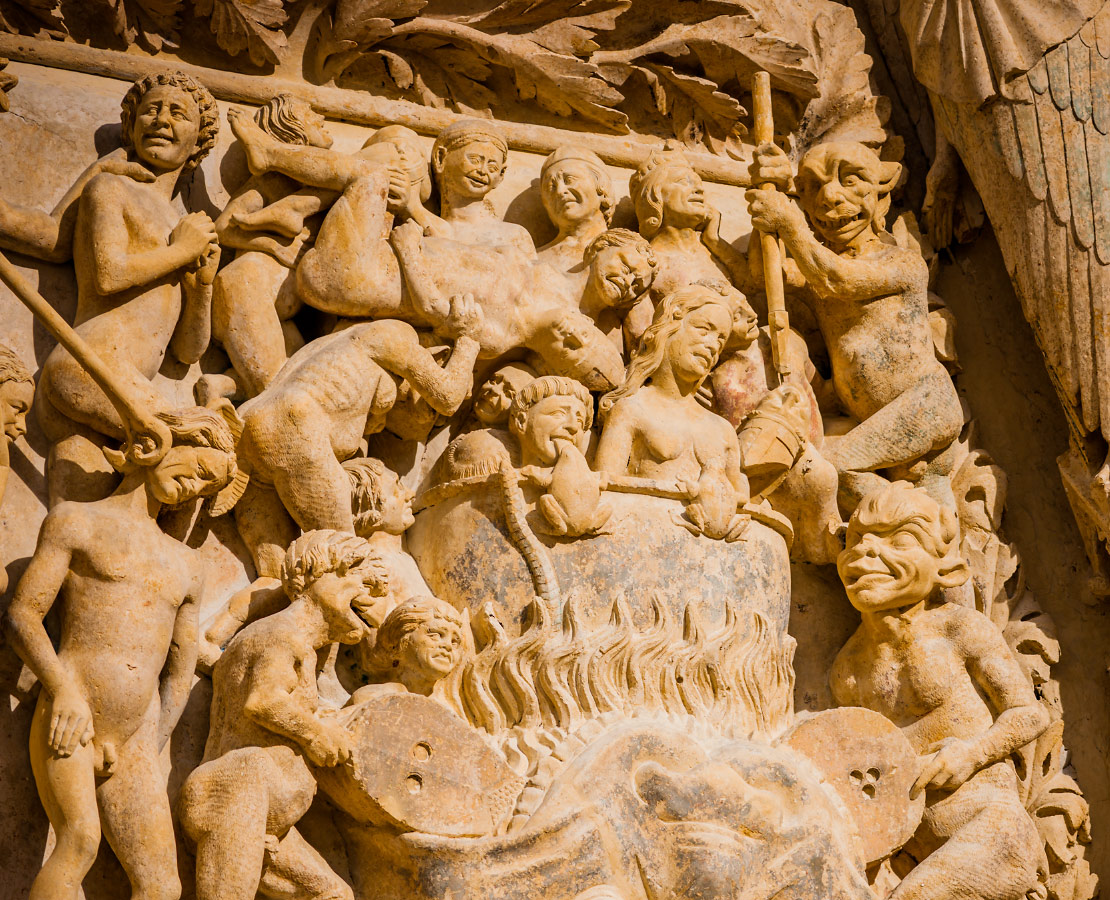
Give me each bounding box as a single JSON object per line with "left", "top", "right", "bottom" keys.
{"left": 751, "top": 72, "right": 791, "bottom": 384}
{"left": 0, "top": 249, "right": 171, "bottom": 464}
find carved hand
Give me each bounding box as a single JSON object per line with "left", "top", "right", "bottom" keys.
{"left": 48, "top": 683, "right": 94, "bottom": 757}
{"left": 442, "top": 292, "right": 484, "bottom": 339}
{"left": 911, "top": 738, "right": 980, "bottom": 797}
{"left": 94, "top": 155, "right": 156, "bottom": 184}
{"left": 305, "top": 720, "right": 354, "bottom": 768}
{"left": 746, "top": 189, "right": 806, "bottom": 238}
{"left": 170, "top": 212, "right": 219, "bottom": 266}
{"left": 749, "top": 142, "right": 793, "bottom": 191}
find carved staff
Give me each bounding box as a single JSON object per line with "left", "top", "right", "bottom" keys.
{"left": 751, "top": 72, "right": 791, "bottom": 383}
{"left": 0, "top": 249, "right": 171, "bottom": 464}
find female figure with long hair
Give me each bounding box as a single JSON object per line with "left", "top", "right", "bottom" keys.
{"left": 596, "top": 282, "right": 749, "bottom": 532}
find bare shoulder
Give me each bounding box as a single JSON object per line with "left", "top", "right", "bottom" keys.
{"left": 40, "top": 500, "right": 95, "bottom": 545}
{"left": 933, "top": 602, "right": 1008, "bottom": 652}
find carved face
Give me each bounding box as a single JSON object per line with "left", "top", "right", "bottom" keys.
{"left": 378, "top": 469, "right": 416, "bottom": 535}
{"left": 147, "top": 444, "right": 234, "bottom": 506}
{"left": 837, "top": 517, "right": 942, "bottom": 613}
{"left": 399, "top": 613, "right": 463, "bottom": 681}
{"left": 437, "top": 139, "right": 506, "bottom": 200}
{"left": 131, "top": 84, "right": 201, "bottom": 171}
{"left": 305, "top": 571, "right": 368, "bottom": 645}
{"left": 542, "top": 160, "right": 604, "bottom": 230}
{"left": 0, "top": 379, "right": 32, "bottom": 443}
{"left": 293, "top": 98, "right": 333, "bottom": 149}
{"left": 517, "top": 393, "right": 591, "bottom": 465}
{"left": 586, "top": 243, "right": 655, "bottom": 311}
{"left": 730, "top": 297, "right": 760, "bottom": 347}
{"left": 658, "top": 165, "right": 709, "bottom": 229}
{"left": 795, "top": 143, "right": 895, "bottom": 250}
{"left": 665, "top": 302, "right": 731, "bottom": 384}
{"left": 474, "top": 370, "right": 529, "bottom": 426}
{"left": 533, "top": 311, "right": 625, "bottom": 391}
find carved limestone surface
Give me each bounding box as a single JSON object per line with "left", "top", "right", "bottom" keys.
{"left": 0, "top": 6, "right": 1102, "bottom": 900}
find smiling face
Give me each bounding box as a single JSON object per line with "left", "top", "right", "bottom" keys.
{"left": 437, "top": 139, "right": 506, "bottom": 200}
{"left": 587, "top": 243, "right": 655, "bottom": 311}
{"left": 131, "top": 84, "right": 201, "bottom": 172}
{"left": 837, "top": 516, "right": 943, "bottom": 614}
{"left": 516, "top": 393, "right": 591, "bottom": 465}
{"left": 0, "top": 379, "right": 33, "bottom": 443}
{"left": 542, "top": 159, "right": 605, "bottom": 230}
{"left": 399, "top": 613, "right": 463, "bottom": 682}
{"left": 658, "top": 165, "right": 709, "bottom": 229}
{"left": 147, "top": 444, "right": 234, "bottom": 507}
{"left": 665, "top": 301, "right": 731, "bottom": 385}
{"left": 796, "top": 143, "right": 897, "bottom": 251}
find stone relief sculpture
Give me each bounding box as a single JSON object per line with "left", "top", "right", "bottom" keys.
{"left": 0, "top": 0, "right": 1100, "bottom": 894}
{"left": 855, "top": 0, "right": 1110, "bottom": 590}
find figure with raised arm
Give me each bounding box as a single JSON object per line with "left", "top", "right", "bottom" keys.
{"left": 35, "top": 72, "right": 221, "bottom": 505}
{"left": 629, "top": 143, "right": 752, "bottom": 298}
{"left": 3, "top": 406, "right": 237, "bottom": 900}
{"left": 229, "top": 298, "right": 482, "bottom": 579}
{"left": 206, "top": 94, "right": 335, "bottom": 400}
{"left": 596, "top": 281, "right": 750, "bottom": 540}
{"left": 747, "top": 141, "right": 963, "bottom": 513}
{"left": 180, "top": 530, "right": 375, "bottom": 900}
{"left": 831, "top": 482, "right": 1049, "bottom": 900}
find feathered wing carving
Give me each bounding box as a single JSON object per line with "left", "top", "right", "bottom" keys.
{"left": 860, "top": 0, "right": 1110, "bottom": 568}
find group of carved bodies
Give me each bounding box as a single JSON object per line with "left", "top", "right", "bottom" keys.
{"left": 0, "top": 71, "right": 1052, "bottom": 900}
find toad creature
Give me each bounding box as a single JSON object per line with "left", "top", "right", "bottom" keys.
{"left": 510, "top": 375, "right": 612, "bottom": 537}
{"left": 678, "top": 453, "right": 748, "bottom": 542}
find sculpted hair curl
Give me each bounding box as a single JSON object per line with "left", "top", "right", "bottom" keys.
{"left": 120, "top": 71, "right": 219, "bottom": 174}
{"left": 254, "top": 93, "right": 315, "bottom": 145}
{"left": 281, "top": 529, "right": 373, "bottom": 600}
{"left": 0, "top": 343, "right": 32, "bottom": 387}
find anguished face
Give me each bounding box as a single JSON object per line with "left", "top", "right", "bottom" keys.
{"left": 147, "top": 444, "right": 234, "bottom": 507}
{"left": 515, "top": 393, "right": 591, "bottom": 466}
{"left": 795, "top": 143, "right": 897, "bottom": 251}
{"left": 399, "top": 614, "right": 463, "bottom": 681}
{"left": 658, "top": 165, "right": 709, "bottom": 229}
{"left": 664, "top": 301, "right": 731, "bottom": 385}
{"left": 131, "top": 84, "right": 200, "bottom": 172}
{"left": 377, "top": 470, "right": 416, "bottom": 535}
{"left": 587, "top": 243, "right": 655, "bottom": 311}
{"left": 0, "top": 379, "right": 33, "bottom": 443}
{"left": 542, "top": 160, "right": 604, "bottom": 230}
{"left": 306, "top": 571, "right": 368, "bottom": 645}
{"left": 292, "top": 98, "right": 333, "bottom": 149}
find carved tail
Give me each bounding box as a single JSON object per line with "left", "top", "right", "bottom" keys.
{"left": 497, "top": 458, "right": 562, "bottom": 617}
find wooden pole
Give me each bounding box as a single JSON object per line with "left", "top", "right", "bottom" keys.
{"left": 750, "top": 72, "right": 791, "bottom": 383}
{"left": 0, "top": 250, "right": 171, "bottom": 464}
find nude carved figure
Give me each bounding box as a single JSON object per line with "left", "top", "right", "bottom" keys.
{"left": 4, "top": 406, "right": 237, "bottom": 900}
{"left": 748, "top": 142, "right": 963, "bottom": 513}
{"left": 36, "top": 72, "right": 221, "bottom": 505}
{"left": 831, "top": 483, "right": 1050, "bottom": 900}
{"left": 180, "top": 530, "right": 376, "bottom": 900}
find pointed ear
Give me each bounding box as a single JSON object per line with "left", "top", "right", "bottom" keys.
{"left": 879, "top": 161, "right": 902, "bottom": 195}
{"left": 208, "top": 466, "right": 250, "bottom": 517}
{"left": 102, "top": 445, "right": 131, "bottom": 474}
{"left": 207, "top": 397, "right": 243, "bottom": 444}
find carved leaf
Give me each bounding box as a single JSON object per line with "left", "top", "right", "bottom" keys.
{"left": 391, "top": 18, "right": 627, "bottom": 131}
{"left": 458, "top": 0, "right": 629, "bottom": 56}
{"left": 92, "top": 0, "right": 182, "bottom": 52}
{"left": 636, "top": 62, "right": 746, "bottom": 153}
{"left": 314, "top": 0, "right": 428, "bottom": 80}
{"left": 381, "top": 40, "right": 497, "bottom": 114}
{"left": 0, "top": 0, "right": 67, "bottom": 38}
{"left": 793, "top": 4, "right": 888, "bottom": 153}
{"left": 193, "top": 0, "right": 291, "bottom": 67}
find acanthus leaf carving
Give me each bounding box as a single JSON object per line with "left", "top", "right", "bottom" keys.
{"left": 0, "top": 0, "right": 66, "bottom": 39}
{"left": 194, "top": 0, "right": 291, "bottom": 66}
{"left": 95, "top": 0, "right": 183, "bottom": 53}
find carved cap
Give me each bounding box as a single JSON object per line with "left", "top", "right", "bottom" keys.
{"left": 432, "top": 118, "right": 508, "bottom": 159}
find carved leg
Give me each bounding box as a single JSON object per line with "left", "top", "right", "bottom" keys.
{"left": 824, "top": 372, "right": 962, "bottom": 514}
{"left": 234, "top": 480, "right": 300, "bottom": 578}
{"left": 213, "top": 251, "right": 297, "bottom": 397}
{"left": 258, "top": 826, "right": 354, "bottom": 900}
{"left": 891, "top": 802, "right": 1042, "bottom": 900}
{"left": 296, "top": 173, "right": 404, "bottom": 319}
{"left": 97, "top": 721, "right": 181, "bottom": 900}
{"left": 27, "top": 698, "right": 101, "bottom": 900}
